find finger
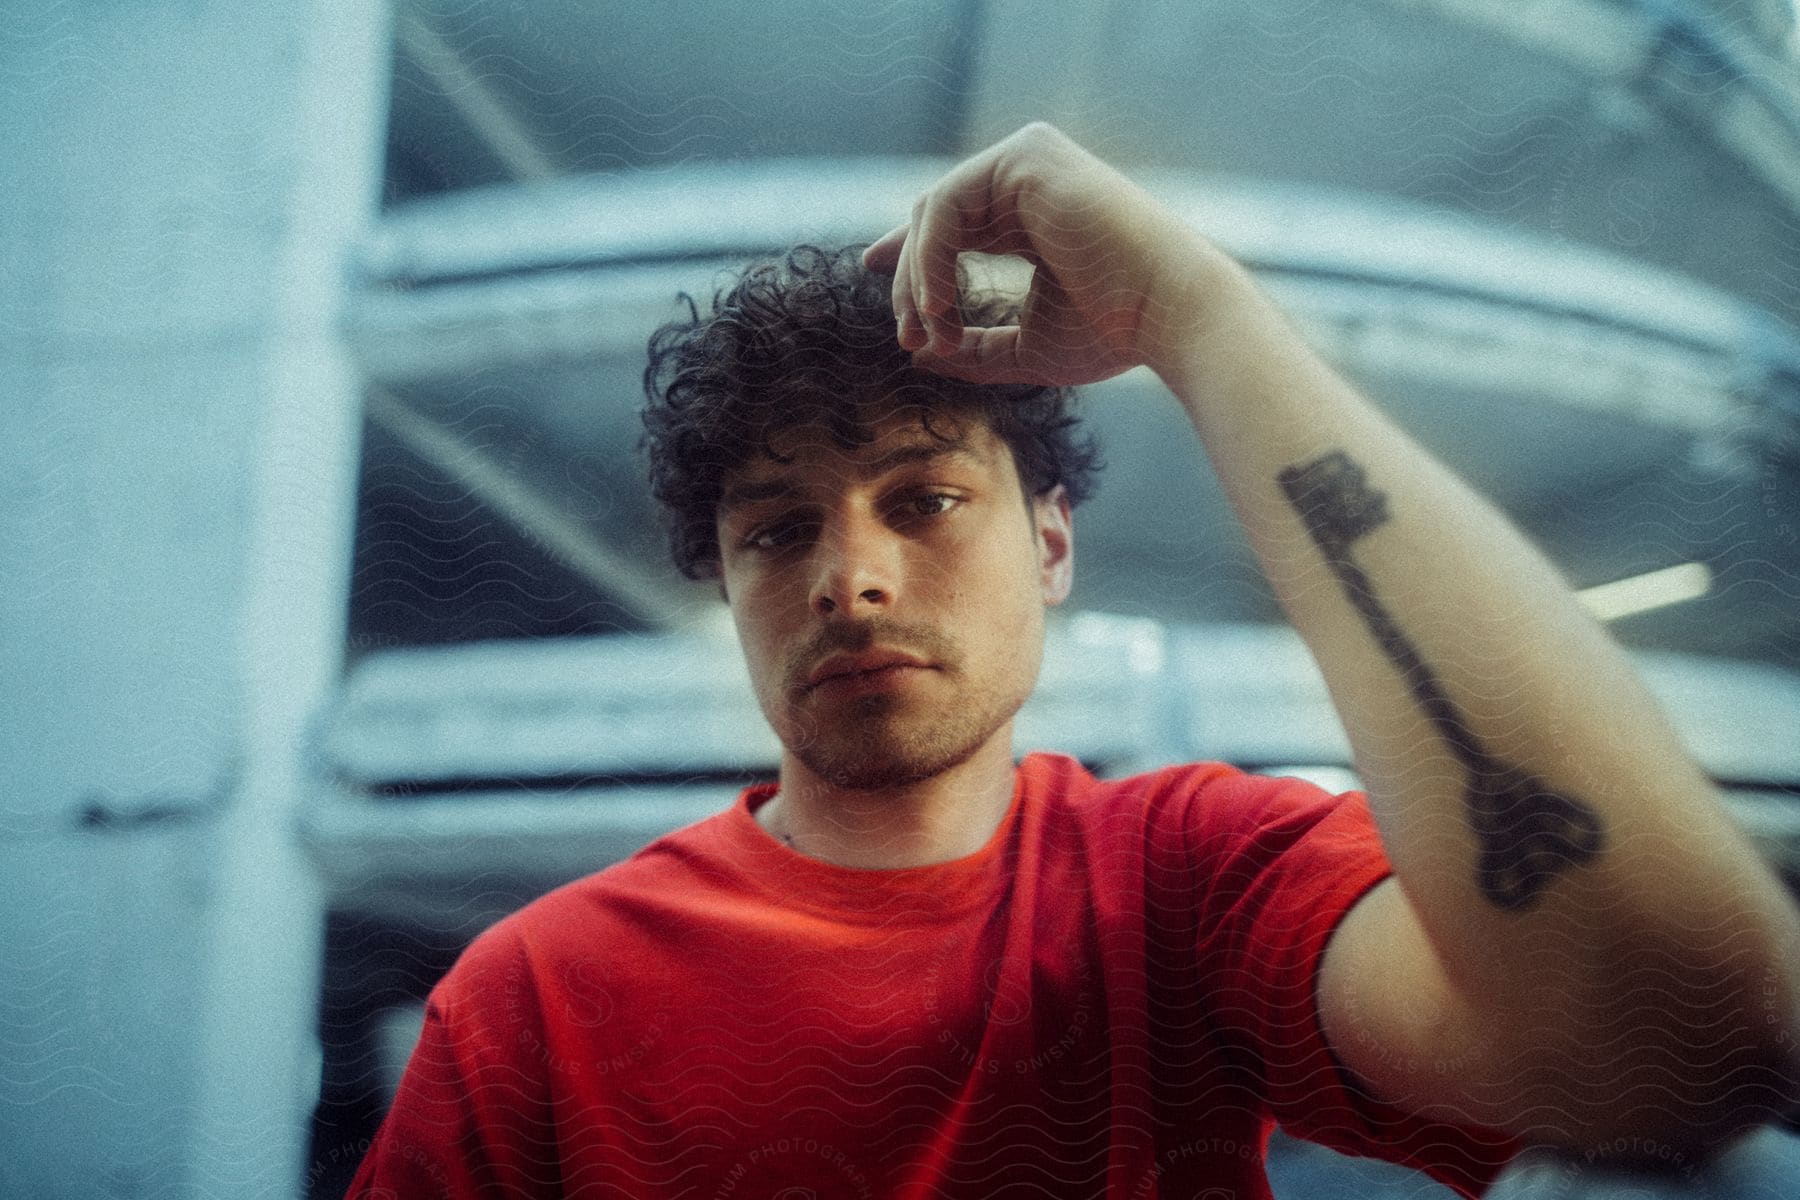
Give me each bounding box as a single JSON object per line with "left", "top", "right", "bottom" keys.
{"left": 910, "top": 148, "right": 1031, "bottom": 348}
{"left": 890, "top": 230, "right": 927, "bottom": 352}
{"left": 902, "top": 138, "right": 1044, "bottom": 348}
{"left": 908, "top": 181, "right": 972, "bottom": 349}
{"left": 906, "top": 192, "right": 946, "bottom": 347}
{"left": 862, "top": 225, "right": 908, "bottom": 275}
{"left": 912, "top": 324, "right": 1032, "bottom": 385}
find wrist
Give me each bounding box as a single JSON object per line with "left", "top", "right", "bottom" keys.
{"left": 1136, "top": 235, "right": 1259, "bottom": 386}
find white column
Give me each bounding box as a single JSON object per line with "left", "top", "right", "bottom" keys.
{"left": 0, "top": 2, "right": 389, "bottom": 1196}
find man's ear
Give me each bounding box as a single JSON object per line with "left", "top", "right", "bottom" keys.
{"left": 1033, "top": 485, "right": 1073, "bottom": 606}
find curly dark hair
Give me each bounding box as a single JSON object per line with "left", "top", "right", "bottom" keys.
{"left": 640, "top": 244, "right": 1102, "bottom": 580}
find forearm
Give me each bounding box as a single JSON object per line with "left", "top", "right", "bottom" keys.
{"left": 1155, "top": 245, "right": 1800, "bottom": 1128}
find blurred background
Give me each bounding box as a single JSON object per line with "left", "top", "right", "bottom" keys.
{"left": 4, "top": 1, "right": 1800, "bottom": 1196}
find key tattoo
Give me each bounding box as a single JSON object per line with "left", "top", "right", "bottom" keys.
{"left": 1276, "top": 451, "right": 1605, "bottom": 912}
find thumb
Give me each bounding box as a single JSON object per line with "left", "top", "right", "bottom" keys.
{"left": 862, "top": 226, "right": 908, "bottom": 275}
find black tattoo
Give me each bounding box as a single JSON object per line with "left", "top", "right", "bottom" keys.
{"left": 1277, "top": 451, "right": 1605, "bottom": 912}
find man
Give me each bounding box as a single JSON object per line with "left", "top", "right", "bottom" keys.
{"left": 348, "top": 124, "right": 1800, "bottom": 1198}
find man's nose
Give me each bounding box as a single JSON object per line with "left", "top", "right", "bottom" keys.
{"left": 809, "top": 509, "right": 898, "bottom": 616}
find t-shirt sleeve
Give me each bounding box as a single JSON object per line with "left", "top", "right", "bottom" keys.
{"left": 1188, "top": 767, "right": 1523, "bottom": 1199}
{"left": 344, "top": 927, "right": 560, "bottom": 1199}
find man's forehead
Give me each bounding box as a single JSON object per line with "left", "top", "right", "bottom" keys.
{"left": 719, "top": 414, "right": 1002, "bottom": 506}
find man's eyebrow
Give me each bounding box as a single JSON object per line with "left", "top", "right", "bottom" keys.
{"left": 718, "top": 440, "right": 979, "bottom": 513}
{"left": 718, "top": 477, "right": 802, "bottom": 512}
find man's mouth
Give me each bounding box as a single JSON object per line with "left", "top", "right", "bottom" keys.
{"left": 810, "top": 662, "right": 933, "bottom": 696}
{"left": 805, "top": 648, "right": 933, "bottom": 691}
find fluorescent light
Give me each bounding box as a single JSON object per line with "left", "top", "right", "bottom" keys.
{"left": 1575, "top": 562, "right": 1713, "bottom": 622}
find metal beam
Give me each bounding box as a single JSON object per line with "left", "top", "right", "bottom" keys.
{"left": 393, "top": 5, "right": 557, "bottom": 183}
{"left": 303, "top": 624, "right": 1800, "bottom": 921}
{"left": 345, "top": 165, "right": 1773, "bottom": 447}
{"left": 1372, "top": 0, "right": 1800, "bottom": 214}
{"left": 365, "top": 388, "right": 689, "bottom": 629}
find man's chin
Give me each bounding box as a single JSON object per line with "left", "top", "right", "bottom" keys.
{"left": 790, "top": 728, "right": 988, "bottom": 794}
{"left": 775, "top": 686, "right": 1023, "bottom": 795}
{"left": 804, "top": 754, "right": 946, "bottom": 793}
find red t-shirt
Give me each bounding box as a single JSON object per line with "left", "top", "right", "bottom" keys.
{"left": 347, "top": 752, "right": 1520, "bottom": 1198}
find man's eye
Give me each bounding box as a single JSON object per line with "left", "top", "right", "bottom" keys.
{"left": 743, "top": 518, "right": 816, "bottom": 551}
{"left": 900, "top": 493, "right": 960, "bottom": 520}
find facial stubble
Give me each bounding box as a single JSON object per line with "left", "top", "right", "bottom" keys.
{"left": 782, "top": 661, "right": 1027, "bottom": 793}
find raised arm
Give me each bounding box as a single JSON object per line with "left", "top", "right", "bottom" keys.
{"left": 866, "top": 122, "right": 1800, "bottom": 1150}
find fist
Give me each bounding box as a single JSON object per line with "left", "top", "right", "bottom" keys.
{"left": 863, "top": 123, "right": 1217, "bottom": 387}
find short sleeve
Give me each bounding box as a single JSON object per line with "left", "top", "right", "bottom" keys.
{"left": 1190, "top": 768, "right": 1521, "bottom": 1198}
{"left": 345, "top": 927, "right": 561, "bottom": 1199}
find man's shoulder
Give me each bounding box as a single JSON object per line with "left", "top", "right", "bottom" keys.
{"left": 438, "top": 802, "right": 744, "bottom": 995}
{"left": 1022, "top": 750, "right": 1250, "bottom": 812}
{"left": 1024, "top": 752, "right": 1361, "bottom": 858}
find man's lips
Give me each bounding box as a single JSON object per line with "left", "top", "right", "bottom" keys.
{"left": 808, "top": 662, "right": 933, "bottom": 697}
{"left": 804, "top": 649, "right": 933, "bottom": 691}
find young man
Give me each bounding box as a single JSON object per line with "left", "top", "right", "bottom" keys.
{"left": 348, "top": 125, "right": 1800, "bottom": 1198}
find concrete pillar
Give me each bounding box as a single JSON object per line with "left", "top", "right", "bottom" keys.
{"left": 0, "top": 2, "right": 388, "bottom": 1196}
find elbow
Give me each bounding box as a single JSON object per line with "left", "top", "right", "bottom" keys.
{"left": 1577, "top": 910, "right": 1800, "bottom": 1158}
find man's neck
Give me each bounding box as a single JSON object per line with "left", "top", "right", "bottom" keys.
{"left": 756, "top": 738, "right": 1019, "bottom": 870}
